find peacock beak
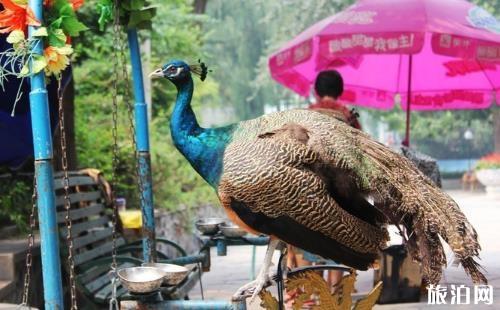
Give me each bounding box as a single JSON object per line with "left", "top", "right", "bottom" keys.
{"left": 149, "top": 68, "right": 163, "bottom": 79}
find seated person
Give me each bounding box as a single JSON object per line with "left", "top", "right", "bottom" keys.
{"left": 309, "top": 70, "right": 361, "bottom": 130}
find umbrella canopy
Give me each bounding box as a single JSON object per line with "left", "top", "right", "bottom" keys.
{"left": 269, "top": 0, "right": 500, "bottom": 112}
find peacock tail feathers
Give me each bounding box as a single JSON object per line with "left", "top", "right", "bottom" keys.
{"left": 316, "top": 120, "right": 484, "bottom": 284}
{"left": 221, "top": 108, "right": 485, "bottom": 284}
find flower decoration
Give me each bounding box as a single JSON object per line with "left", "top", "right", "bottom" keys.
{"left": 1, "top": 0, "right": 86, "bottom": 112}
{"left": 476, "top": 153, "right": 500, "bottom": 170}
{"left": 44, "top": 44, "right": 72, "bottom": 75}
{"left": 1, "top": 0, "right": 155, "bottom": 94}
{"left": 0, "top": 0, "right": 40, "bottom": 33}
{"left": 0, "top": 0, "right": 86, "bottom": 77}
{"left": 6, "top": 28, "right": 26, "bottom": 47}
{"left": 69, "top": 0, "right": 83, "bottom": 10}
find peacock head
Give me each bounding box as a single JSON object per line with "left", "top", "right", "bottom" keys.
{"left": 149, "top": 59, "right": 208, "bottom": 86}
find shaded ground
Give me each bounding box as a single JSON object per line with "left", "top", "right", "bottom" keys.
{"left": 190, "top": 189, "right": 500, "bottom": 309}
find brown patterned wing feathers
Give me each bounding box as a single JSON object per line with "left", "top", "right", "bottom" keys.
{"left": 219, "top": 121, "right": 387, "bottom": 269}
{"left": 219, "top": 109, "right": 485, "bottom": 284}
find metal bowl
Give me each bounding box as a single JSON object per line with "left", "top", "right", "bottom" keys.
{"left": 142, "top": 263, "right": 190, "bottom": 286}
{"left": 219, "top": 222, "right": 247, "bottom": 238}
{"left": 117, "top": 267, "right": 166, "bottom": 293}
{"left": 195, "top": 217, "right": 225, "bottom": 235}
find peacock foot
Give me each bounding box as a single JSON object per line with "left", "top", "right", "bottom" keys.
{"left": 233, "top": 239, "right": 279, "bottom": 303}
{"left": 233, "top": 273, "right": 272, "bottom": 303}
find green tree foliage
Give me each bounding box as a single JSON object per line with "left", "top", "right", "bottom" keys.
{"left": 252, "top": 0, "right": 354, "bottom": 110}
{"left": 73, "top": 0, "right": 218, "bottom": 210}
{"left": 0, "top": 176, "right": 32, "bottom": 232}
{"left": 203, "top": 0, "right": 268, "bottom": 119}
{"left": 204, "top": 0, "right": 353, "bottom": 120}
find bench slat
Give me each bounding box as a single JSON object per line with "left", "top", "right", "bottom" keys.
{"left": 55, "top": 191, "right": 102, "bottom": 207}
{"left": 61, "top": 216, "right": 110, "bottom": 238}
{"left": 85, "top": 262, "right": 133, "bottom": 293}
{"left": 56, "top": 203, "right": 105, "bottom": 223}
{"left": 73, "top": 227, "right": 113, "bottom": 249}
{"left": 94, "top": 281, "right": 127, "bottom": 301}
{"left": 78, "top": 265, "right": 110, "bottom": 285}
{"left": 74, "top": 238, "right": 125, "bottom": 266}
{"left": 54, "top": 175, "right": 98, "bottom": 190}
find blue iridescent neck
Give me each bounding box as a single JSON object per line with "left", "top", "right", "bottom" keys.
{"left": 170, "top": 76, "right": 200, "bottom": 139}
{"left": 170, "top": 75, "right": 232, "bottom": 187}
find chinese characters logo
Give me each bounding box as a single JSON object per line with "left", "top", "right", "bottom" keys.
{"left": 427, "top": 284, "right": 493, "bottom": 305}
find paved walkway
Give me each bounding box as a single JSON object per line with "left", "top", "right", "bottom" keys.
{"left": 190, "top": 190, "right": 500, "bottom": 309}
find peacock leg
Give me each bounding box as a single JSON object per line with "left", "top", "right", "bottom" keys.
{"left": 233, "top": 239, "right": 280, "bottom": 302}
{"left": 279, "top": 243, "right": 288, "bottom": 280}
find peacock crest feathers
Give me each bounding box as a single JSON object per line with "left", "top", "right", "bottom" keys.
{"left": 189, "top": 59, "right": 210, "bottom": 81}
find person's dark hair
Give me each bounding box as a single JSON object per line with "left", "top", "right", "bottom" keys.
{"left": 314, "top": 70, "right": 344, "bottom": 99}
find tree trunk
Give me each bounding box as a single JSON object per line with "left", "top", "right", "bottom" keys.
{"left": 193, "top": 0, "right": 208, "bottom": 14}
{"left": 494, "top": 108, "right": 500, "bottom": 153}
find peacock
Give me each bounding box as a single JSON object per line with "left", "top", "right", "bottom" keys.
{"left": 150, "top": 60, "right": 486, "bottom": 301}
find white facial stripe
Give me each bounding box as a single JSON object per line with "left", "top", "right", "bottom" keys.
{"left": 173, "top": 67, "right": 183, "bottom": 76}
{"left": 164, "top": 65, "right": 183, "bottom": 77}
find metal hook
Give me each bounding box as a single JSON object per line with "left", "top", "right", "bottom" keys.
{"left": 108, "top": 270, "right": 119, "bottom": 310}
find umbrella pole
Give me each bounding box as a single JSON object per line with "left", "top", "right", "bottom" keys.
{"left": 403, "top": 54, "right": 413, "bottom": 147}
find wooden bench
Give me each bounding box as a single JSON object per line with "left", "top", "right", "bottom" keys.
{"left": 53, "top": 170, "right": 206, "bottom": 308}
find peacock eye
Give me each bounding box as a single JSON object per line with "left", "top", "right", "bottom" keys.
{"left": 168, "top": 67, "right": 177, "bottom": 72}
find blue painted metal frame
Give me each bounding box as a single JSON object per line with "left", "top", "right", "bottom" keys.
{"left": 200, "top": 235, "right": 270, "bottom": 251}
{"left": 127, "top": 28, "right": 156, "bottom": 262}
{"left": 28, "top": 0, "right": 64, "bottom": 308}
{"left": 129, "top": 300, "right": 247, "bottom": 309}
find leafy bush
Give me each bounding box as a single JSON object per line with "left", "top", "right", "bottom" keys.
{"left": 0, "top": 176, "right": 33, "bottom": 232}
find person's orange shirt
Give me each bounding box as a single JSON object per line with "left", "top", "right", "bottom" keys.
{"left": 309, "top": 97, "right": 361, "bottom": 130}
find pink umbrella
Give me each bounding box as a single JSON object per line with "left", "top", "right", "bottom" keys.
{"left": 269, "top": 0, "right": 500, "bottom": 146}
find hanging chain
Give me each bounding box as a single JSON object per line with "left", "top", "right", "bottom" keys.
{"left": 108, "top": 0, "right": 121, "bottom": 308}
{"left": 107, "top": 2, "right": 151, "bottom": 306}
{"left": 116, "top": 3, "right": 150, "bottom": 261}
{"left": 20, "top": 178, "right": 37, "bottom": 307}
{"left": 57, "top": 76, "right": 78, "bottom": 310}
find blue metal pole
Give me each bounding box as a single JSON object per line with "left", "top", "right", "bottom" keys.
{"left": 28, "top": 0, "right": 64, "bottom": 308}
{"left": 127, "top": 28, "right": 156, "bottom": 262}
{"left": 216, "top": 239, "right": 227, "bottom": 256}
{"left": 132, "top": 300, "right": 247, "bottom": 309}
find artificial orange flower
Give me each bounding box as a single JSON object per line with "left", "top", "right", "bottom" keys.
{"left": 69, "top": 0, "right": 84, "bottom": 10}
{"left": 44, "top": 45, "right": 72, "bottom": 76}
{"left": 43, "top": 0, "right": 83, "bottom": 10}
{"left": 0, "top": 0, "right": 40, "bottom": 33}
